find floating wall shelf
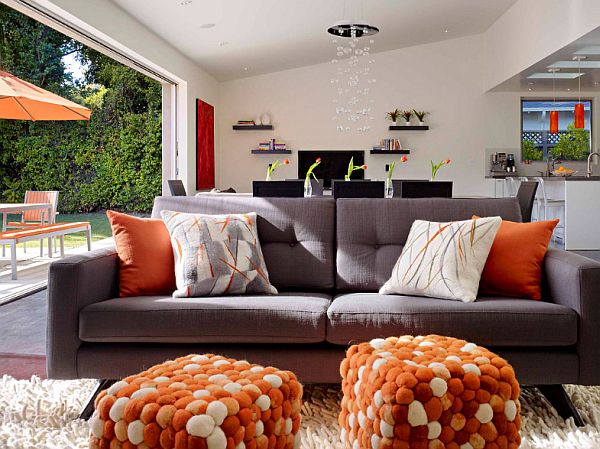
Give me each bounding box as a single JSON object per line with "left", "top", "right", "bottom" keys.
{"left": 370, "top": 149, "right": 410, "bottom": 155}
{"left": 233, "top": 125, "right": 273, "bottom": 130}
{"left": 251, "top": 149, "right": 292, "bottom": 154}
{"left": 389, "top": 125, "right": 429, "bottom": 131}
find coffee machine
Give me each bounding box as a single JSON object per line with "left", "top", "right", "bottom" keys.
{"left": 490, "top": 152, "right": 517, "bottom": 176}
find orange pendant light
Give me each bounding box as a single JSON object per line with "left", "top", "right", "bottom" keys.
{"left": 549, "top": 68, "right": 559, "bottom": 133}
{"left": 573, "top": 56, "right": 586, "bottom": 129}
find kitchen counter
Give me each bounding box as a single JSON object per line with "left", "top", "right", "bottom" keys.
{"left": 486, "top": 175, "right": 600, "bottom": 181}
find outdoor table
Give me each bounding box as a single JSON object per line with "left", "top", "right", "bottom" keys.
{"left": 0, "top": 203, "right": 54, "bottom": 231}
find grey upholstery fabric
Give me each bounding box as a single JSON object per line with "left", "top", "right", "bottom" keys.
{"left": 79, "top": 293, "right": 331, "bottom": 344}
{"left": 152, "top": 196, "right": 335, "bottom": 290}
{"left": 46, "top": 247, "right": 119, "bottom": 379}
{"left": 336, "top": 198, "right": 523, "bottom": 291}
{"left": 544, "top": 249, "right": 600, "bottom": 385}
{"left": 326, "top": 293, "right": 577, "bottom": 346}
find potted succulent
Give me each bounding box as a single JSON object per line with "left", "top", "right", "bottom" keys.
{"left": 385, "top": 155, "right": 408, "bottom": 198}
{"left": 265, "top": 159, "right": 289, "bottom": 181}
{"left": 430, "top": 159, "right": 451, "bottom": 181}
{"left": 413, "top": 110, "right": 429, "bottom": 126}
{"left": 386, "top": 109, "right": 400, "bottom": 126}
{"left": 304, "top": 157, "right": 322, "bottom": 197}
{"left": 345, "top": 157, "right": 367, "bottom": 180}
{"left": 400, "top": 110, "right": 413, "bottom": 126}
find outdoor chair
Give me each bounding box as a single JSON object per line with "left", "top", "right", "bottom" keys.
{"left": 167, "top": 180, "right": 187, "bottom": 196}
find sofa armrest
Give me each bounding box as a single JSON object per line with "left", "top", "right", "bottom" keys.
{"left": 544, "top": 249, "right": 600, "bottom": 385}
{"left": 47, "top": 247, "right": 119, "bottom": 379}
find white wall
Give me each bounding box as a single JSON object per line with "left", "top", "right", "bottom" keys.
{"left": 218, "top": 35, "right": 495, "bottom": 195}
{"left": 21, "top": 0, "right": 220, "bottom": 195}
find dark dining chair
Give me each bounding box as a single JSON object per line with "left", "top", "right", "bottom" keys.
{"left": 393, "top": 180, "right": 453, "bottom": 198}
{"left": 332, "top": 180, "right": 385, "bottom": 199}
{"left": 167, "top": 180, "right": 187, "bottom": 196}
{"left": 516, "top": 181, "right": 538, "bottom": 222}
{"left": 252, "top": 180, "right": 304, "bottom": 198}
{"left": 286, "top": 179, "right": 324, "bottom": 196}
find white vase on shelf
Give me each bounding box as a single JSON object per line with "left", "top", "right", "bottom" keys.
{"left": 419, "top": 121, "right": 425, "bottom": 126}
{"left": 255, "top": 116, "right": 262, "bottom": 126}
{"left": 261, "top": 113, "right": 271, "bottom": 126}
{"left": 404, "top": 121, "right": 410, "bottom": 126}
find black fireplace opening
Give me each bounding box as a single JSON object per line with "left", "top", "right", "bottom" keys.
{"left": 298, "top": 150, "right": 365, "bottom": 188}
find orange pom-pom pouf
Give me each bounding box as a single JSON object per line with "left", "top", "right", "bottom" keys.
{"left": 89, "top": 354, "right": 303, "bottom": 449}
{"left": 339, "top": 335, "right": 521, "bottom": 449}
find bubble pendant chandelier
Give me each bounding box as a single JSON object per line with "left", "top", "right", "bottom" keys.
{"left": 328, "top": 0, "right": 379, "bottom": 133}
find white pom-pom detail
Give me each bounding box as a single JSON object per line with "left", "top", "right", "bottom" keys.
{"left": 154, "top": 376, "right": 170, "bottom": 383}
{"left": 108, "top": 381, "right": 128, "bottom": 396}
{"left": 380, "top": 420, "right": 394, "bottom": 438}
{"left": 285, "top": 417, "right": 293, "bottom": 434}
{"left": 206, "top": 400, "right": 228, "bottom": 425}
{"left": 109, "top": 397, "right": 129, "bottom": 422}
{"left": 430, "top": 378, "right": 448, "bottom": 397}
{"left": 418, "top": 341, "right": 435, "bottom": 347}
{"left": 186, "top": 415, "right": 215, "bottom": 438}
{"left": 191, "top": 355, "right": 209, "bottom": 363}
{"left": 127, "top": 420, "right": 145, "bottom": 445}
{"left": 461, "top": 343, "right": 477, "bottom": 353}
{"left": 340, "top": 428, "right": 347, "bottom": 442}
{"left": 213, "top": 360, "right": 229, "bottom": 367}
{"left": 412, "top": 350, "right": 425, "bottom": 356}
{"left": 367, "top": 405, "right": 376, "bottom": 420}
{"left": 428, "top": 421, "right": 442, "bottom": 439}
{"left": 445, "top": 355, "right": 461, "bottom": 363}
{"left": 354, "top": 380, "right": 361, "bottom": 395}
{"left": 250, "top": 366, "right": 264, "bottom": 373}
{"left": 256, "top": 420, "right": 264, "bottom": 436}
{"left": 256, "top": 394, "right": 271, "bottom": 411}
{"left": 475, "top": 403, "right": 493, "bottom": 424}
{"left": 408, "top": 401, "right": 428, "bottom": 426}
{"left": 236, "top": 442, "right": 246, "bottom": 449}
{"left": 349, "top": 413, "right": 356, "bottom": 429}
{"left": 372, "top": 358, "right": 387, "bottom": 371}
{"left": 208, "top": 374, "right": 228, "bottom": 383}
{"left": 224, "top": 383, "right": 242, "bottom": 394}
{"left": 460, "top": 443, "right": 474, "bottom": 449}
{"left": 207, "top": 426, "right": 227, "bottom": 449}
{"left": 358, "top": 365, "right": 366, "bottom": 380}
{"left": 369, "top": 338, "right": 386, "bottom": 349}
{"left": 90, "top": 417, "right": 104, "bottom": 439}
{"left": 373, "top": 390, "right": 383, "bottom": 408}
{"left": 263, "top": 374, "right": 283, "bottom": 388}
{"left": 353, "top": 440, "right": 360, "bottom": 449}
{"left": 505, "top": 400, "right": 517, "bottom": 421}
{"left": 131, "top": 387, "right": 157, "bottom": 400}
{"left": 475, "top": 356, "right": 491, "bottom": 365}
{"left": 193, "top": 389, "right": 210, "bottom": 398}
{"left": 169, "top": 382, "right": 188, "bottom": 390}
{"left": 462, "top": 363, "right": 481, "bottom": 376}
{"left": 378, "top": 351, "right": 393, "bottom": 358}
{"left": 184, "top": 363, "right": 201, "bottom": 371}
{"left": 403, "top": 360, "right": 419, "bottom": 367}
{"left": 358, "top": 411, "right": 367, "bottom": 428}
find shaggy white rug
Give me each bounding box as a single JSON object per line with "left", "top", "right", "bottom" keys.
{"left": 1, "top": 375, "right": 600, "bottom": 449}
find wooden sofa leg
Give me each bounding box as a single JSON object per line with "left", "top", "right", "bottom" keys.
{"left": 537, "top": 384, "right": 585, "bottom": 426}
{"left": 79, "top": 379, "right": 116, "bottom": 420}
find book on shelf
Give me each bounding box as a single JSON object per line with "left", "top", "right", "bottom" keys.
{"left": 375, "top": 138, "right": 402, "bottom": 151}
{"left": 255, "top": 138, "right": 287, "bottom": 151}
{"left": 236, "top": 120, "right": 256, "bottom": 125}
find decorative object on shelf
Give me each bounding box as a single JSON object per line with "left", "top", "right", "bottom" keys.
{"left": 385, "top": 109, "right": 400, "bottom": 126}
{"left": 549, "top": 68, "right": 559, "bottom": 133}
{"left": 256, "top": 138, "right": 287, "bottom": 152}
{"left": 255, "top": 115, "right": 262, "bottom": 125}
{"left": 236, "top": 119, "right": 256, "bottom": 126}
{"left": 400, "top": 110, "right": 413, "bottom": 125}
{"left": 345, "top": 156, "right": 367, "bottom": 180}
{"left": 430, "top": 158, "right": 451, "bottom": 181}
{"left": 260, "top": 113, "right": 271, "bottom": 126}
{"left": 196, "top": 99, "right": 215, "bottom": 190}
{"left": 373, "top": 138, "right": 402, "bottom": 152}
{"left": 328, "top": 1, "right": 378, "bottom": 133}
{"left": 413, "top": 109, "right": 428, "bottom": 126}
{"left": 385, "top": 155, "right": 408, "bottom": 198}
{"left": 573, "top": 56, "right": 586, "bottom": 129}
{"left": 265, "top": 159, "right": 289, "bottom": 181}
{"left": 304, "top": 157, "right": 322, "bottom": 197}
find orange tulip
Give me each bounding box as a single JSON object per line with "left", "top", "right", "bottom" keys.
{"left": 283, "top": 159, "right": 290, "bottom": 165}
{"left": 316, "top": 158, "right": 322, "bottom": 163}
{"left": 400, "top": 156, "right": 408, "bottom": 163}
{"left": 361, "top": 165, "right": 367, "bottom": 170}
{"left": 444, "top": 159, "right": 451, "bottom": 165}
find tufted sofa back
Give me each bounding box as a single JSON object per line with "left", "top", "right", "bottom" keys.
{"left": 152, "top": 196, "right": 336, "bottom": 290}
{"left": 335, "top": 198, "right": 522, "bottom": 291}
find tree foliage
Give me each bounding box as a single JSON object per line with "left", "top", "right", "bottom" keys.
{"left": 0, "top": 4, "right": 162, "bottom": 212}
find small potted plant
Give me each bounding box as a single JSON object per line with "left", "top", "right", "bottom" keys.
{"left": 430, "top": 159, "right": 451, "bottom": 181}
{"left": 304, "top": 157, "right": 321, "bottom": 197}
{"left": 413, "top": 110, "right": 428, "bottom": 126}
{"left": 265, "top": 159, "right": 289, "bottom": 181}
{"left": 345, "top": 157, "right": 367, "bottom": 180}
{"left": 385, "top": 155, "right": 408, "bottom": 198}
{"left": 386, "top": 109, "right": 400, "bottom": 126}
{"left": 400, "top": 110, "right": 413, "bottom": 126}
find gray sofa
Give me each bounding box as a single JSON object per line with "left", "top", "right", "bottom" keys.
{"left": 47, "top": 196, "right": 600, "bottom": 390}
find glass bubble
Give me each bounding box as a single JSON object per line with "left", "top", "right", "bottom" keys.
{"left": 370, "top": 39, "right": 374, "bottom": 44}
{"left": 331, "top": 59, "right": 338, "bottom": 64}
{"left": 337, "top": 46, "right": 343, "bottom": 51}
{"left": 355, "top": 49, "right": 363, "bottom": 55}
{"left": 337, "top": 51, "right": 344, "bottom": 57}
{"left": 343, "top": 47, "right": 352, "bottom": 54}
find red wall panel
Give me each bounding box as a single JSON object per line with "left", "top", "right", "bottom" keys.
{"left": 196, "top": 99, "right": 215, "bottom": 190}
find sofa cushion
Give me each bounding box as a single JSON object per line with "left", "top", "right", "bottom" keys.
{"left": 80, "top": 292, "right": 331, "bottom": 344}
{"left": 336, "top": 198, "right": 522, "bottom": 291}
{"left": 152, "top": 196, "right": 335, "bottom": 290}
{"left": 326, "top": 293, "right": 577, "bottom": 346}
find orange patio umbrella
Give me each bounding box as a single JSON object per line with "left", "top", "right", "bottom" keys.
{"left": 0, "top": 70, "right": 90, "bottom": 121}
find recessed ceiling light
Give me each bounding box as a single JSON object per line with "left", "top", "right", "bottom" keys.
{"left": 528, "top": 73, "right": 584, "bottom": 79}
{"left": 200, "top": 23, "right": 216, "bottom": 29}
{"left": 179, "top": 0, "right": 192, "bottom": 5}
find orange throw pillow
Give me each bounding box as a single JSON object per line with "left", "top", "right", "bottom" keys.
{"left": 107, "top": 210, "right": 176, "bottom": 297}
{"left": 477, "top": 218, "right": 558, "bottom": 300}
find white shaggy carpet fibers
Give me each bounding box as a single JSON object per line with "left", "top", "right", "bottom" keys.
{"left": 1, "top": 376, "right": 600, "bottom": 449}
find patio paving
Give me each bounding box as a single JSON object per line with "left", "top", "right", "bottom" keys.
{"left": 0, "top": 237, "right": 114, "bottom": 305}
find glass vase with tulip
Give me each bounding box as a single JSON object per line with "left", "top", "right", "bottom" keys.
{"left": 265, "top": 159, "right": 289, "bottom": 181}
{"left": 304, "top": 157, "right": 321, "bottom": 197}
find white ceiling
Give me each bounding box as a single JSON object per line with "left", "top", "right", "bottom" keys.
{"left": 493, "top": 27, "right": 600, "bottom": 92}
{"left": 111, "top": 0, "right": 517, "bottom": 81}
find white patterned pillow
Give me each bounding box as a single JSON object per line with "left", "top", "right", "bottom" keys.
{"left": 379, "top": 217, "right": 502, "bottom": 302}
{"left": 161, "top": 210, "right": 277, "bottom": 297}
